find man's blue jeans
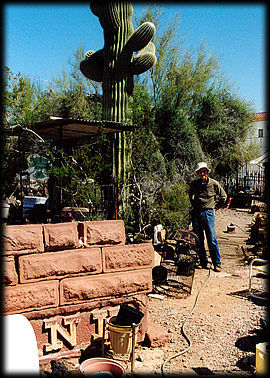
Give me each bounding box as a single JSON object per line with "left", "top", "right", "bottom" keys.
{"left": 191, "top": 209, "right": 221, "bottom": 267}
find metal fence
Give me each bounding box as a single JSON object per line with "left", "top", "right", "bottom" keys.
{"left": 224, "top": 163, "right": 265, "bottom": 196}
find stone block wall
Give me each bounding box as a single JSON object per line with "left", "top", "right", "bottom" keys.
{"left": 2, "top": 220, "right": 154, "bottom": 363}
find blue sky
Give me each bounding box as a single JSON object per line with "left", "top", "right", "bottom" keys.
{"left": 4, "top": 3, "right": 266, "bottom": 112}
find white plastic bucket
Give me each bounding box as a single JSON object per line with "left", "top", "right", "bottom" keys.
{"left": 3, "top": 314, "right": 39, "bottom": 374}
{"left": 2, "top": 203, "right": 10, "bottom": 218}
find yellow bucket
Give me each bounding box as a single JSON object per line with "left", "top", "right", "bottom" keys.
{"left": 107, "top": 316, "right": 139, "bottom": 354}
{"left": 256, "top": 342, "right": 269, "bottom": 374}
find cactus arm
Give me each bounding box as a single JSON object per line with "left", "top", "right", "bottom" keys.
{"left": 80, "top": 49, "right": 104, "bottom": 82}
{"left": 136, "top": 41, "right": 156, "bottom": 55}
{"left": 126, "top": 22, "right": 156, "bottom": 52}
{"left": 89, "top": 1, "right": 100, "bottom": 17}
{"left": 130, "top": 41, "right": 157, "bottom": 75}
{"left": 130, "top": 52, "right": 157, "bottom": 75}
{"left": 90, "top": 1, "right": 120, "bottom": 32}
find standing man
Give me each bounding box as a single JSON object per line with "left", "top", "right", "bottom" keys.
{"left": 189, "top": 162, "right": 227, "bottom": 272}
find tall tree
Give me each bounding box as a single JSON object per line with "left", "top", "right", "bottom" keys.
{"left": 193, "top": 88, "right": 257, "bottom": 176}
{"left": 48, "top": 46, "right": 102, "bottom": 120}
{"left": 134, "top": 5, "right": 182, "bottom": 107}
{"left": 160, "top": 41, "right": 223, "bottom": 118}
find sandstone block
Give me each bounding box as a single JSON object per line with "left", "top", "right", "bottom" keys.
{"left": 2, "top": 224, "right": 44, "bottom": 255}
{"left": 78, "top": 220, "right": 125, "bottom": 246}
{"left": 29, "top": 311, "right": 95, "bottom": 360}
{"left": 43, "top": 222, "right": 80, "bottom": 251}
{"left": 144, "top": 314, "right": 169, "bottom": 347}
{"left": 18, "top": 248, "right": 102, "bottom": 283}
{"left": 2, "top": 256, "right": 18, "bottom": 285}
{"left": 102, "top": 243, "right": 154, "bottom": 272}
{"left": 4, "top": 280, "right": 59, "bottom": 314}
{"left": 60, "top": 269, "right": 152, "bottom": 305}
{"left": 45, "top": 313, "right": 93, "bottom": 354}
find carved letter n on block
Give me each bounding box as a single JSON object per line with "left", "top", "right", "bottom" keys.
{"left": 44, "top": 316, "right": 80, "bottom": 353}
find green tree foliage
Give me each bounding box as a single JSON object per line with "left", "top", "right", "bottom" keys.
{"left": 2, "top": 68, "right": 49, "bottom": 199}
{"left": 134, "top": 5, "right": 182, "bottom": 107}
{"left": 3, "top": 67, "right": 46, "bottom": 128}
{"left": 44, "top": 47, "right": 102, "bottom": 120}
{"left": 161, "top": 42, "right": 221, "bottom": 117}
{"left": 193, "top": 88, "right": 256, "bottom": 176}
{"left": 155, "top": 105, "right": 206, "bottom": 181}
{"left": 155, "top": 182, "right": 191, "bottom": 230}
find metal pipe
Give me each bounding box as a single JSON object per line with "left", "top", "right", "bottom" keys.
{"left": 131, "top": 323, "right": 136, "bottom": 373}
{"left": 102, "top": 318, "right": 106, "bottom": 357}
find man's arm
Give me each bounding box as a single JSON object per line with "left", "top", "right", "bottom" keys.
{"left": 215, "top": 181, "right": 227, "bottom": 206}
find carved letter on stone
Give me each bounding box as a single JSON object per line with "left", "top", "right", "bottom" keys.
{"left": 44, "top": 316, "right": 80, "bottom": 353}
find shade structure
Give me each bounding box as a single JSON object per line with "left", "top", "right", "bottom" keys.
{"left": 5, "top": 118, "right": 135, "bottom": 141}
{"left": 4, "top": 118, "right": 135, "bottom": 221}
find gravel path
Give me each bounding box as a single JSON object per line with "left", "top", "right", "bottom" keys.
{"left": 133, "top": 208, "right": 267, "bottom": 375}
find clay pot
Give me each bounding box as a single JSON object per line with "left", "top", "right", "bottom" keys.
{"left": 79, "top": 357, "right": 125, "bottom": 376}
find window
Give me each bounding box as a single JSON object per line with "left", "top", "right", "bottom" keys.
{"left": 258, "top": 129, "right": 263, "bottom": 138}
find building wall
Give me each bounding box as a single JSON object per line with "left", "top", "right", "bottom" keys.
{"left": 231, "top": 112, "right": 268, "bottom": 193}
{"left": 2, "top": 220, "right": 154, "bottom": 364}
{"left": 247, "top": 112, "right": 268, "bottom": 155}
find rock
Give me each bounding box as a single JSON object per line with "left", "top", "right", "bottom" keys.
{"left": 144, "top": 314, "right": 169, "bottom": 347}
{"left": 50, "top": 360, "right": 69, "bottom": 376}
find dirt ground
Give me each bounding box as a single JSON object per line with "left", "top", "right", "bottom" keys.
{"left": 133, "top": 207, "right": 268, "bottom": 376}
{"left": 40, "top": 208, "right": 268, "bottom": 376}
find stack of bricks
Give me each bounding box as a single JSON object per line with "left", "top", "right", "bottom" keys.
{"left": 2, "top": 220, "right": 154, "bottom": 364}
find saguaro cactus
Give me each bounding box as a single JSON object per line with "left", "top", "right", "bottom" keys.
{"left": 80, "top": 1, "right": 157, "bottom": 122}
{"left": 80, "top": 2, "right": 157, "bottom": 216}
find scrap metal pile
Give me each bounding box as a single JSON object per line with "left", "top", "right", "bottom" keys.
{"left": 250, "top": 201, "right": 267, "bottom": 245}
{"left": 152, "top": 229, "right": 200, "bottom": 298}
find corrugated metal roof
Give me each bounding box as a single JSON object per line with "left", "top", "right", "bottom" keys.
{"left": 5, "top": 118, "right": 136, "bottom": 140}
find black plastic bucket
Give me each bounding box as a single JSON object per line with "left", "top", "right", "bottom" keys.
{"left": 152, "top": 265, "right": 168, "bottom": 284}
{"left": 115, "top": 304, "right": 144, "bottom": 326}
{"left": 176, "top": 257, "right": 197, "bottom": 276}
